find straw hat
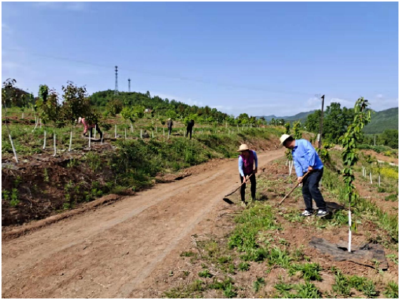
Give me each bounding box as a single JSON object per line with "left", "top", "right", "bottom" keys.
{"left": 280, "top": 134, "right": 292, "bottom": 145}
{"left": 237, "top": 144, "right": 250, "bottom": 152}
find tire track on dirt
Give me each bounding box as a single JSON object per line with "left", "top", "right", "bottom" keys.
{"left": 2, "top": 149, "right": 283, "bottom": 298}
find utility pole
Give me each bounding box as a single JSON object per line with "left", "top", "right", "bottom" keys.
{"left": 114, "top": 66, "right": 118, "bottom": 95}
{"left": 128, "top": 78, "right": 131, "bottom": 92}
{"left": 318, "top": 95, "right": 325, "bottom": 149}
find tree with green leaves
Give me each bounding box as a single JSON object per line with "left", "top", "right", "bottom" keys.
{"left": 284, "top": 123, "right": 290, "bottom": 134}
{"left": 339, "top": 97, "right": 371, "bottom": 252}
{"left": 293, "top": 121, "right": 302, "bottom": 139}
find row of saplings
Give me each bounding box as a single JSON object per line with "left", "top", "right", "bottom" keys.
{"left": 2, "top": 79, "right": 197, "bottom": 162}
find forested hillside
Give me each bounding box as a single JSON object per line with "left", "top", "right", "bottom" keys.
{"left": 363, "top": 107, "right": 398, "bottom": 134}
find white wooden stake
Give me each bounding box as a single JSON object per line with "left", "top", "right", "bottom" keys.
{"left": 140, "top": 129, "right": 143, "bottom": 139}
{"left": 68, "top": 131, "right": 72, "bottom": 151}
{"left": 152, "top": 131, "right": 154, "bottom": 138}
{"left": 378, "top": 175, "right": 381, "bottom": 187}
{"left": 348, "top": 210, "right": 352, "bottom": 253}
{"left": 9, "top": 134, "right": 18, "bottom": 163}
{"left": 43, "top": 130, "right": 46, "bottom": 149}
{"left": 89, "top": 130, "right": 91, "bottom": 149}
{"left": 370, "top": 172, "right": 372, "bottom": 184}
{"left": 53, "top": 134, "right": 56, "bottom": 157}
{"left": 32, "top": 116, "right": 38, "bottom": 132}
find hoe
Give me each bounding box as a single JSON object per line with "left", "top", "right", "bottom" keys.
{"left": 223, "top": 173, "right": 254, "bottom": 204}
{"left": 277, "top": 170, "right": 311, "bottom": 207}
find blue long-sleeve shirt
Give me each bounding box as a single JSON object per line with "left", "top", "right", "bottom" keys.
{"left": 292, "top": 139, "right": 324, "bottom": 177}
{"left": 238, "top": 150, "right": 258, "bottom": 177}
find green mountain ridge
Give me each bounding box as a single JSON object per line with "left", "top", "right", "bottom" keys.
{"left": 363, "top": 107, "right": 398, "bottom": 134}
{"left": 258, "top": 107, "right": 398, "bottom": 134}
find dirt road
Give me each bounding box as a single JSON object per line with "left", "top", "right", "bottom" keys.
{"left": 2, "top": 149, "right": 284, "bottom": 298}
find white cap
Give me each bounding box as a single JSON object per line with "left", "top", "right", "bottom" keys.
{"left": 280, "top": 134, "right": 292, "bottom": 145}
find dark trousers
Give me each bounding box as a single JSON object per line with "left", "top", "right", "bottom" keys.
{"left": 186, "top": 127, "right": 193, "bottom": 139}
{"left": 89, "top": 124, "right": 103, "bottom": 139}
{"left": 302, "top": 169, "right": 326, "bottom": 211}
{"left": 168, "top": 127, "right": 172, "bottom": 135}
{"left": 240, "top": 173, "right": 256, "bottom": 202}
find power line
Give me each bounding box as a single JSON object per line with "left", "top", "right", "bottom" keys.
{"left": 5, "top": 47, "right": 321, "bottom": 97}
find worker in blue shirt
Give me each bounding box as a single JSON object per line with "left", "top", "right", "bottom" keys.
{"left": 238, "top": 144, "right": 258, "bottom": 207}
{"left": 280, "top": 134, "right": 328, "bottom": 217}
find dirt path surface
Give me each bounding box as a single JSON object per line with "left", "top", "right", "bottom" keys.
{"left": 2, "top": 149, "right": 284, "bottom": 298}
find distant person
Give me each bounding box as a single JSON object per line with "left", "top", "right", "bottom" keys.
{"left": 142, "top": 130, "right": 150, "bottom": 138}
{"left": 280, "top": 134, "right": 328, "bottom": 217}
{"left": 238, "top": 144, "right": 258, "bottom": 207}
{"left": 167, "top": 118, "right": 173, "bottom": 135}
{"left": 78, "top": 117, "right": 103, "bottom": 140}
{"left": 186, "top": 120, "right": 195, "bottom": 139}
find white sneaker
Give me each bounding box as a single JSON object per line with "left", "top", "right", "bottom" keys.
{"left": 317, "top": 209, "right": 328, "bottom": 217}
{"left": 300, "top": 210, "right": 313, "bottom": 217}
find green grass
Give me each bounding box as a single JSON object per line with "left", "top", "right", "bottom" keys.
{"left": 274, "top": 282, "right": 322, "bottom": 298}
{"left": 288, "top": 263, "right": 322, "bottom": 281}
{"left": 332, "top": 270, "right": 378, "bottom": 298}
{"left": 384, "top": 281, "right": 399, "bottom": 298}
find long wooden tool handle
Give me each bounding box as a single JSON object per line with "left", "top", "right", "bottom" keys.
{"left": 277, "top": 171, "right": 311, "bottom": 207}
{"left": 224, "top": 173, "right": 254, "bottom": 198}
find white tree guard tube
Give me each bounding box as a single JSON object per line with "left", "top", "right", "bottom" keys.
{"left": 115, "top": 125, "right": 117, "bottom": 138}
{"left": 32, "top": 116, "right": 38, "bottom": 132}
{"left": 9, "top": 134, "right": 18, "bottom": 163}
{"left": 379, "top": 175, "right": 381, "bottom": 187}
{"left": 163, "top": 128, "right": 165, "bottom": 136}
{"left": 53, "top": 134, "right": 56, "bottom": 157}
{"left": 68, "top": 131, "right": 72, "bottom": 151}
{"left": 348, "top": 210, "right": 352, "bottom": 253}
{"left": 370, "top": 172, "right": 372, "bottom": 184}
{"left": 89, "top": 130, "right": 91, "bottom": 149}
{"left": 140, "top": 129, "right": 143, "bottom": 139}
{"left": 43, "top": 131, "right": 46, "bottom": 149}
{"left": 152, "top": 131, "right": 154, "bottom": 138}
{"left": 125, "top": 129, "right": 127, "bottom": 140}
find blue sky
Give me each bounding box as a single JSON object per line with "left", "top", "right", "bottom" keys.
{"left": 2, "top": 2, "right": 398, "bottom": 116}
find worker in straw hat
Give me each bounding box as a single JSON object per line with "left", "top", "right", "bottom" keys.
{"left": 280, "top": 134, "right": 328, "bottom": 217}
{"left": 238, "top": 144, "right": 258, "bottom": 207}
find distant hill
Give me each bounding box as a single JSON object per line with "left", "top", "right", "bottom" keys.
{"left": 258, "top": 107, "right": 398, "bottom": 134}
{"left": 363, "top": 107, "right": 398, "bottom": 134}
{"left": 258, "top": 110, "right": 316, "bottom": 124}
